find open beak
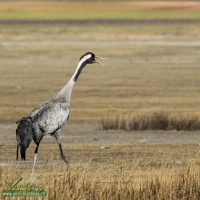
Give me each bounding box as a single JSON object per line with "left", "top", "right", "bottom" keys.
{"left": 95, "top": 56, "right": 106, "bottom": 66}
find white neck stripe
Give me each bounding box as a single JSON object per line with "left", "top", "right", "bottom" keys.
{"left": 71, "top": 54, "right": 92, "bottom": 81}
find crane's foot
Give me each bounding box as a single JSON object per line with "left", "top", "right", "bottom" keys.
{"left": 62, "top": 156, "right": 68, "bottom": 165}
{"left": 61, "top": 154, "right": 70, "bottom": 169}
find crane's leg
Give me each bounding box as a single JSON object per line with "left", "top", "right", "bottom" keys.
{"left": 53, "top": 130, "right": 69, "bottom": 165}
{"left": 30, "top": 125, "right": 44, "bottom": 180}
{"left": 31, "top": 144, "right": 39, "bottom": 180}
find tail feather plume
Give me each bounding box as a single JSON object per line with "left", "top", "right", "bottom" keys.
{"left": 16, "top": 117, "right": 33, "bottom": 160}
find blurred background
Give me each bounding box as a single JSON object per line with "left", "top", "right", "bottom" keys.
{"left": 0, "top": 1, "right": 200, "bottom": 124}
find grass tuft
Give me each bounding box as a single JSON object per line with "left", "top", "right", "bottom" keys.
{"left": 99, "top": 111, "right": 200, "bottom": 131}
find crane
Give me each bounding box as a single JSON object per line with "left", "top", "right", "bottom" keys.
{"left": 16, "top": 52, "right": 105, "bottom": 178}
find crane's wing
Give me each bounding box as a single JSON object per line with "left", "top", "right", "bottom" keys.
{"left": 29, "top": 101, "right": 70, "bottom": 135}
{"left": 29, "top": 99, "right": 51, "bottom": 117}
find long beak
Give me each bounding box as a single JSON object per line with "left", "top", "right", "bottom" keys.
{"left": 95, "top": 56, "right": 106, "bottom": 66}
{"left": 95, "top": 56, "right": 106, "bottom": 60}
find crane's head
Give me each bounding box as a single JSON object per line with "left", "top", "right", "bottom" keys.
{"left": 79, "top": 52, "right": 106, "bottom": 66}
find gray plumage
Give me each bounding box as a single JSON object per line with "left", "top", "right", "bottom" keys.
{"left": 16, "top": 52, "right": 105, "bottom": 177}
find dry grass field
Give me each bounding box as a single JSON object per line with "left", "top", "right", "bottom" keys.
{"left": 0, "top": 1, "right": 200, "bottom": 20}
{"left": 0, "top": 23, "right": 200, "bottom": 123}
{"left": 0, "top": 1, "right": 200, "bottom": 199}
{"left": 0, "top": 144, "right": 200, "bottom": 199}
{"left": 0, "top": 21, "right": 200, "bottom": 197}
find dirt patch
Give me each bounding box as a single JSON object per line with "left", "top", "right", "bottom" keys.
{"left": 1, "top": 123, "right": 199, "bottom": 146}
{"left": 0, "top": 19, "right": 200, "bottom": 25}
